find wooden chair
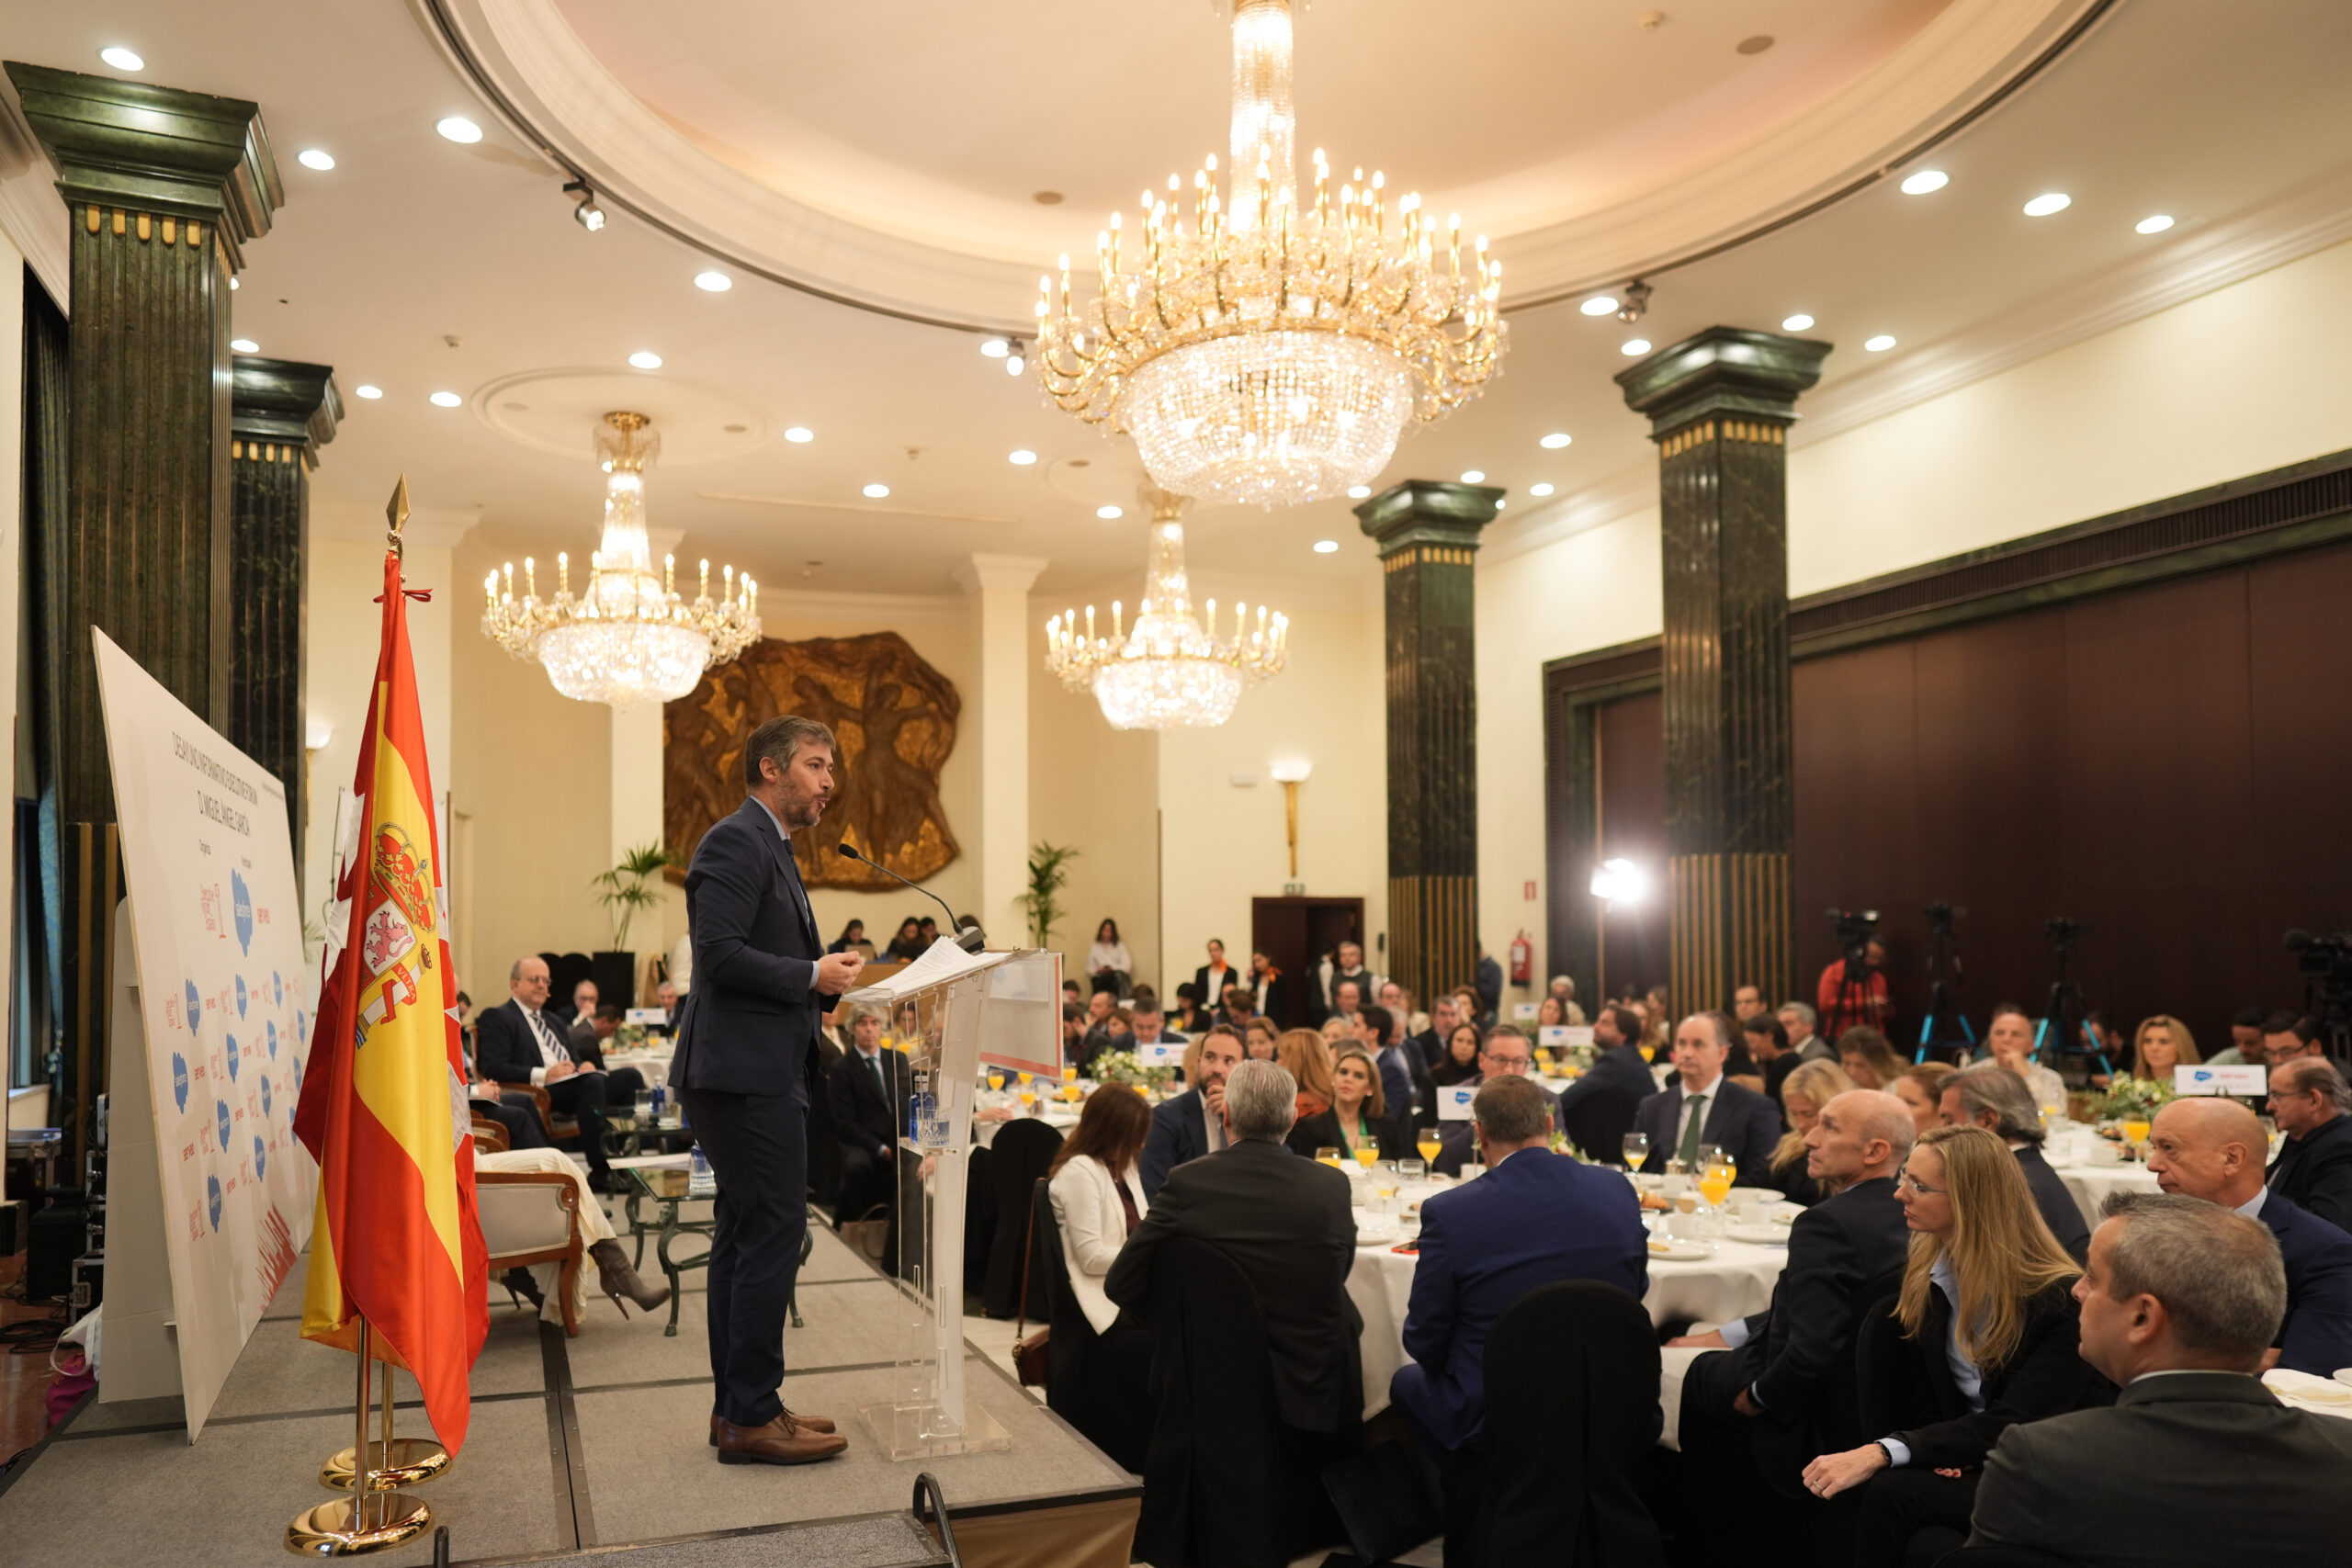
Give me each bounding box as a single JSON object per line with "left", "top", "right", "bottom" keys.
{"left": 493, "top": 1079, "right": 582, "bottom": 1147}
{"left": 469, "top": 1113, "right": 511, "bottom": 1154}
{"left": 476, "top": 1169, "right": 586, "bottom": 1336}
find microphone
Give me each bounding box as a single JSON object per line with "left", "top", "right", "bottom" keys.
{"left": 835, "top": 843, "right": 988, "bottom": 953}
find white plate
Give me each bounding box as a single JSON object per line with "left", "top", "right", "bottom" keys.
{"left": 1726, "top": 1224, "right": 1790, "bottom": 1246}
{"left": 1646, "top": 1239, "right": 1713, "bottom": 1261}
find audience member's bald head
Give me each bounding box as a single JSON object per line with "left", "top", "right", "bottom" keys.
{"left": 1805, "top": 1088, "right": 1916, "bottom": 1192}
{"left": 2146, "top": 1095, "right": 2267, "bottom": 1207}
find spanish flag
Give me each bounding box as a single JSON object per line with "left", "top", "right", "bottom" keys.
{"left": 293, "top": 514, "right": 488, "bottom": 1453}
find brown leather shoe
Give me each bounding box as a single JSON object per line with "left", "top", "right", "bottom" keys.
{"left": 710, "top": 1409, "right": 836, "bottom": 1445}
{"left": 715, "top": 1415, "right": 847, "bottom": 1465}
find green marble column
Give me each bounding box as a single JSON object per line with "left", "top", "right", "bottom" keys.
{"left": 232, "top": 356, "right": 340, "bottom": 876}
{"left": 1617, "top": 327, "right": 1829, "bottom": 1022}
{"left": 6, "top": 62, "right": 280, "bottom": 1157}
{"left": 1357, "top": 479, "right": 1503, "bottom": 1013}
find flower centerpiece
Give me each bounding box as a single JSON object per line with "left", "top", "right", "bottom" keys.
{"left": 1091, "top": 1049, "right": 1175, "bottom": 1094}
{"left": 2092, "top": 1076, "right": 2174, "bottom": 1124}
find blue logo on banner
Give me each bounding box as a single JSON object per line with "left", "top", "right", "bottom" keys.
{"left": 216, "top": 1100, "right": 232, "bottom": 1149}
{"left": 172, "top": 1053, "right": 190, "bottom": 1112}
{"left": 232, "top": 871, "right": 254, "bottom": 954}
{"left": 186, "top": 980, "right": 201, "bottom": 1036}
{"left": 266, "top": 1020, "right": 278, "bottom": 1059}
{"left": 254, "top": 1135, "right": 266, "bottom": 1181}
{"left": 235, "top": 976, "right": 248, "bottom": 1019}
{"left": 297, "top": 1009, "right": 308, "bottom": 1045}
{"left": 291, "top": 1056, "right": 304, "bottom": 1095}
{"left": 273, "top": 971, "right": 284, "bottom": 1009}
{"left": 225, "top": 1034, "right": 240, "bottom": 1082}
{"left": 207, "top": 1176, "right": 222, "bottom": 1232}
{"left": 259, "top": 1076, "right": 272, "bottom": 1120}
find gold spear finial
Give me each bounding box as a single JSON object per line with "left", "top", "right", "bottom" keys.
{"left": 386, "top": 475, "right": 411, "bottom": 558}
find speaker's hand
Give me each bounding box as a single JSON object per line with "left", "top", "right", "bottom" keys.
{"left": 817, "top": 950, "right": 865, "bottom": 993}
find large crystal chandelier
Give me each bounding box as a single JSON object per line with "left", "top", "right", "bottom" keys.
{"left": 481, "top": 412, "right": 760, "bottom": 705}
{"left": 1046, "top": 489, "right": 1288, "bottom": 729}
{"left": 1035, "top": 0, "right": 1506, "bottom": 507}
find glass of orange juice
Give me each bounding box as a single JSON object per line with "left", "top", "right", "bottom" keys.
{"left": 1638, "top": 1044, "right": 1656, "bottom": 1064}
{"left": 1017, "top": 1089, "right": 1037, "bottom": 1113}
{"left": 2121, "top": 1117, "right": 2151, "bottom": 1160}
{"left": 1417, "top": 1135, "right": 1442, "bottom": 1167}
{"left": 1062, "top": 1065, "right": 1079, "bottom": 1083}
{"left": 1316, "top": 1145, "right": 1343, "bottom": 1169}
{"left": 1698, "top": 1163, "right": 1734, "bottom": 1210}
{"left": 1017, "top": 1071, "right": 1033, "bottom": 1085}
{"left": 1353, "top": 1146, "right": 1379, "bottom": 1172}
{"left": 986, "top": 1071, "right": 1004, "bottom": 1092}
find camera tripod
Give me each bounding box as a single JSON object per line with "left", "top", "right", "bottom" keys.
{"left": 2035, "top": 919, "right": 2113, "bottom": 1086}
{"left": 1916, "top": 903, "right": 1973, "bottom": 1065}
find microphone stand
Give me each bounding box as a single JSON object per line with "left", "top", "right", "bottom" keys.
{"left": 834, "top": 844, "right": 988, "bottom": 953}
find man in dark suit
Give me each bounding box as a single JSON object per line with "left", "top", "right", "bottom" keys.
{"left": 1324, "top": 942, "right": 1373, "bottom": 1021}
{"left": 1966, "top": 1193, "right": 2352, "bottom": 1565}
{"left": 1193, "top": 939, "right": 1239, "bottom": 1018}
{"left": 1356, "top": 1005, "right": 1419, "bottom": 1140}
{"left": 1407, "top": 992, "right": 1463, "bottom": 1077}
{"left": 2147, "top": 1095, "right": 2352, "bottom": 1375}
{"left": 1634, "top": 1011, "right": 1781, "bottom": 1180}
{"left": 2267, "top": 1058, "right": 2352, "bottom": 1232}
{"left": 1672, "top": 1089, "right": 1913, "bottom": 1526}
{"left": 1556, "top": 1004, "right": 1655, "bottom": 1147}
{"left": 670, "top": 715, "right": 861, "bottom": 1466}
{"left": 1939, "top": 1062, "right": 2092, "bottom": 1259}
{"left": 475, "top": 956, "right": 644, "bottom": 1191}
{"left": 825, "top": 1006, "right": 900, "bottom": 1223}
{"left": 1109, "top": 1058, "right": 1363, "bottom": 1434}
{"left": 1140, "top": 1026, "right": 1247, "bottom": 1199}
{"left": 568, "top": 1003, "right": 624, "bottom": 1069}
{"left": 1429, "top": 1027, "right": 1558, "bottom": 1176}
{"left": 1394, "top": 1075, "right": 1648, "bottom": 1455}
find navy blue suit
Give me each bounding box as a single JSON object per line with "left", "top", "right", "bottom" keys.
{"left": 2259, "top": 1190, "right": 2352, "bottom": 1377}
{"left": 1634, "top": 1077, "right": 1781, "bottom": 1182}
{"left": 1140, "top": 1088, "right": 1222, "bottom": 1201}
{"left": 1430, "top": 1077, "right": 1560, "bottom": 1176}
{"left": 1556, "top": 1043, "right": 1656, "bottom": 1117}
{"left": 672, "top": 795, "right": 841, "bottom": 1429}
{"left": 1392, "top": 1149, "right": 1648, "bottom": 1452}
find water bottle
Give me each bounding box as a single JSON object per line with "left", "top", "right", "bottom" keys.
{"left": 689, "top": 1141, "right": 714, "bottom": 1192}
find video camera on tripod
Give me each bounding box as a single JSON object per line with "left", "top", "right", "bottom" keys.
{"left": 2285, "top": 929, "right": 2352, "bottom": 1060}
{"left": 2037, "top": 916, "right": 2110, "bottom": 1086}
{"left": 1824, "top": 908, "right": 1883, "bottom": 1036}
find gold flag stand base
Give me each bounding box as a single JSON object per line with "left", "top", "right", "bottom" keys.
{"left": 320, "top": 1438, "right": 451, "bottom": 1491}
{"left": 286, "top": 1493, "right": 433, "bottom": 1557}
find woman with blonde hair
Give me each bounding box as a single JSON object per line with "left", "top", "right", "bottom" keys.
{"left": 1288, "top": 1045, "right": 1406, "bottom": 1162}
{"left": 1244, "top": 1014, "right": 1281, "bottom": 1061}
{"left": 1276, "top": 1027, "right": 1336, "bottom": 1120}
{"left": 2128, "top": 1014, "right": 2199, "bottom": 1082}
{"left": 1838, "top": 1026, "right": 1905, "bottom": 1090}
{"left": 1770, "top": 1058, "right": 1856, "bottom": 1205}
{"left": 1801, "top": 1125, "right": 2109, "bottom": 1563}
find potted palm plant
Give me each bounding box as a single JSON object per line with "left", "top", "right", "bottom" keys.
{"left": 591, "top": 840, "right": 680, "bottom": 1009}
{"left": 1014, "top": 840, "right": 1080, "bottom": 951}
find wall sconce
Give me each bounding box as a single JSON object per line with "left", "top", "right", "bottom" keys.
{"left": 1270, "top": 758, "right": 1313, "bottom": 878}
{"left": 1589, "top": 857, "right": 1646, "bottom": 904}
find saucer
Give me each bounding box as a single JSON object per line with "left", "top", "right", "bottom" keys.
{"left": 1727, "top": 1224, "right": 1789, "bottom": 1246}
{"left": 1646, "top": 1239, "right": 1713, "bottom": 1261}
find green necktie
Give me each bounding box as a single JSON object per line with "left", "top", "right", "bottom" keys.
{"left": 1678, "top": 1091, "right": 1709, "bottom": 1167}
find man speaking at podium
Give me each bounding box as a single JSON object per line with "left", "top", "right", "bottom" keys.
{"left": 673, "top": 716, "right": 864, "bottom": 1465}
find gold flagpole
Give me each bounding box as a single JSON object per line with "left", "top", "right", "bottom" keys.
{"left": 287, "top": 1315, "right": 435, "bottom": 1554}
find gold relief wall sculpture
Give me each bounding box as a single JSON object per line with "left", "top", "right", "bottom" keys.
{"left": 664, "top": 633, "right": 961, "bottom": 889}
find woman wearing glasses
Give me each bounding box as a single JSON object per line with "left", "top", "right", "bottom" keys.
{"left": 1799, "top": 1125, "right": 2112, "bottom": 1565}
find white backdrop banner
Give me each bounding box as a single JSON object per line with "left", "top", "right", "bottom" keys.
{"left": 95, "top": 629, "right": 316, "bottom": 1438}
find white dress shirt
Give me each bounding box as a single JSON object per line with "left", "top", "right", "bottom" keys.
{"left": 518, "top": 1003, "right": 573, "bottom": 1087}
{"left": 1880, "top": 1254, "right": 1985, "bottom": 1467}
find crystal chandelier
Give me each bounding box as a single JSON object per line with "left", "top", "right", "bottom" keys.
{"left": 481, "top": 412, "right": 760, "bottom": 705}
{"left": 1045, "top": 489, "right": 1288, "bottom": 729}
{"left": 1035, "top": 0, "right": 1506, "bottom": 508}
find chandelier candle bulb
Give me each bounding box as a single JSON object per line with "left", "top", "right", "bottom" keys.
{"left": 558, "top": 553, "right": 570, "bottom": 596}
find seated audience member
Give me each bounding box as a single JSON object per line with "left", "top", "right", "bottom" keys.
{"left": 1430, "top": 1020, "right": 1484, "bottom": 1089}
{"left": 1671, "top": 1091, "right": 1914, "bottom": 1513}
{"left": 1086, "top": 918, "right": 1133, "bottom": 998}
{"left": 2127, "top": 1013, "right": 2199, "bottom": 1082}
{"left": 1746, "top": 1010, "right": 1798, "bottom": 1105}
{"left": 2264, "top": 1011, "right": 2325, "bottom": 1066}
{"left": 2145, "top": 1095, "right": 2352, "bottom": 1374}
{"left": 1221, "top": 985, "right": 1260, "bottom": 1036}
{"left": 1544, "top": 974, "right": 1588, "bottom": 1026}
{"left": 477, "top": 1144, "right": 669, "bottom": 1318}
{"left": 1107, "top": 1060, "right": 1363, "bottom": 1437}
{"left": 1892, "top": 1060, "right": 1955, "bottom": 1137}
{"left": 1139, "top": 1025, "right": 1247, "bottom": 1200}
{"left": 1127, "top": 997, "right": 1183, "bottom": 1056}
{"left": 1046, "top": 1082, "right": 1154, "bottom": 1406}
{"left": 2267, "top": 1057, "right": 2352, "bottom": 1232}
{"left": 476, "top": 956, "right": 644, "bottom": 1191}
{"left": 1837, "top": 1025, "right": 1906, "bottom": 1092}
{"left": 1430, "top": 1026, "right": 1558, "bottom": 1176}
{"left": 1634, "top": 1012, "right": 1781, "bottom": 1180}
{"left": 1355, "top": 1004, "right": 1420, "bottom": 1134}
{"left": 1278, "top": 1026, "right": 1338, "bottom": 1119}
{"left": 1327, "top": 941, "right": 1374, "bottom": 1015}
{"left": 1327, "top": 976, "right": 1364, "bottom": 1029}
{"left": 1770, "top": 1060, "right": 1858, "bottom": 1206}
{"left": 826, "top": 1007, "right": 900, "bottom": 1224}
{"left": 1981, "top": 1004, "right": 2067, "bottom": 1111}
{"left": 1800, "top": 1127, "right": 2111, "bottom": 1564}
{"left": 1244, "top": 1014, "right": 1281, "bottom": 1061}
{"left": 1534, "top": 993, "right": 1573, "bottom": 1033}
{"left": 1779, "top": 999, "right": 1831, "bottom": 1063}
{"left": 2205, "top": 1006, "right": 2265, "bottom": 1067}
{"left": 1169, "top": 982, "right": 1204, "bottom": 1033}
{"left": 1732, "top": 983, "right": 1769, "bottom": 1022}
{"left": 1557, "top": 1002, "right": 1656, "bottom": 1122}
{"left": 462, "top": 1037, "right": 549, "bottom": 1153}
{"left": 1319, "top": 1012, "right": 1352, "bottom": 1051}
{"left": 1939, "top": 1062, "right": 2092, "bottom": 1261}
{"left": 569, "top": 1002, "right": 624, "bottom": 1068}
{"left": 826, "top": 918, "right": 868, "bottom": 956}
{"left": 883, "top": 916, "right": 925, "bottom": 961}
{"left": 1406, "top": 992, "right": 1457, "bottom": 1076}
{"left": 1058, "top": 1001, "right": 1090, "bottom": 1075}
{"left": 1392, "top": 1074, "right": 1647, "bottom": 1458}
{"left": 1290, "top": 1045, "right": 1408, "bottom": 1162}
{"left": 654, "top": 977, "right": 678, "bottom": 1024}
{"left": 916, "top": 915, "right": 940, "bottom": 948}
{"left": 556, "top": 977, "right": 597, "bottom": 1029}
{"left": 1964, "top": 1194, "right": 2352, "bottom": 1566}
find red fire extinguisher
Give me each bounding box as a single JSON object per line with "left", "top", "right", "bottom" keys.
{"left": 1509, "top": 931, "right": 1533, "bottom": 985}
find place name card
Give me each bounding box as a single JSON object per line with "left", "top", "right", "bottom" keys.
{"left": 1438, "top": 1083, "right": 1477, "bottom": 1121}
{"left": 2176, "top": 1064, "right": 2266, "bottom": 1095}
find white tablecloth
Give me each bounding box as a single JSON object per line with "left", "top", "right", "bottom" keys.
{"left": 602, "top": 1048, "right": 673, "bottom": 1089}
{"left": 2051, "top": 1161, "right": 2163, "bottom": 1230}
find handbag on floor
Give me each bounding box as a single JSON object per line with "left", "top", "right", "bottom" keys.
{"left": 1011, "top": 1198, "right": 1050, "bottom": 1386}
{"left": 840, "top": 1205, "right": 891, "bottom": 1264}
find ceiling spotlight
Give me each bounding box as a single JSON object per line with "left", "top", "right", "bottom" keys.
{"left": 980, "top": 338, "right": 1010, "bottom": 358}
{"left": 784, "top": 426, "right": 814, "bottom": 444}
{"left": 565, "top": 180, "right": 606, "bottom": 231}
{"left": 101, "top": 46, "right": 145, "bottom": 71}
{"left": 694, "top": 270, "right": 732, "bottom": 291}
{"left": 1097, "top": 505, "right": 1123, "bottom": 520}
{"left": 1347, "top": 485, "right": 1372, "bottom": 499}
{"left": 1009, "top": 449, "right": 1037, "bottom": 466}
{"left": 628, "top": 351, "right": 662, "bottom": 369}
{"left": 1864, "top": 334, "right": 1896, "bottom": 353}
{"left": 1614, "top": 279, "right": 1652, "bottom": 323}
{"left": 1899, "top": 169, "right": 1948, "bottom": 196}
{"left": 355, "top": 385, "right": 383, "bottom": 400}
{"left": 1461, "top": 469, "right": 1486, "bottom": 483}
{"left": 435, "top": 116, "right": 482, "bottom": 144}
{"left": 1530, "top": 482, "right": 1555, "bottom": 497}
{"left": 1540, "top": 432, "right": 1572, "bottom": 449}
{"left": 1494, "top": 498, "right": 1507, "bottom": 511}
{"left": 1313, "top": 539, "right": 1340, "bottom": 554}
{"left": 1621, "top": 339, "right": 1651, "bottom": 355}
{"left": 297, "top": 149, "right": 334, "bottom": 172}
{"left": 863, "top": 482, "right": 890, "bottom": 499}
{"left": 2136, "top": 214, "right": 2175, "bottom": 234}
{"left": 430, "top": 390, "right": 463, "bottom": 407}
{"left": 2022, "top": 192, "right": 2071, "bottom": 217}
{"left": 1579, "top": 296, "right": 1619, "bottom": 317}
{"left": 1004, "top": 338, "right": 1027, "bottom": 376}
{"left": 1781, "top": 313, "right": 1815, "bottom": 332}
{"left": 231, "top": 338, "right": 258, "bottom": 353}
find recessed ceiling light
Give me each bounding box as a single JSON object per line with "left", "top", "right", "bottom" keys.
{"left": 863, "top": 482, "right": 890, "bottom": 499}
{"left": 694, "top": 270, "right": 732, "bottom": 292}
{"left": 1781, "top": 313, "right": 1815, "bottom": 332}
{"left": 1579, "top": 296, "right": 1619, "bottom": 317}
{"left": 430, "top": 390, "right": 463, "bottom": 407}
{"left": 1736, "top": 35, "right": 1774, "bottom": 56}
{"left": 1347, "top": 484, "right": 1372, "bottom": 499}
{"left": 1621, "top": 339, "right": 1650, "bottom": 355}
{"left": 2022, "top": 192, "right": 2071, "bottom": 217}
{"left": 354, "top": 385, "right": 383, "bottom": 400}
{"left": 1009, "top": 449, "right": 1037, "bottom": 466}
{"left": 1313, "top": 539, "right": 1340, "bottom": 554}
{"left": 231, "top": 338, "right": 258, "bottom": 353}
{"left": 1540, "top": 432, "right": 1572, "bottom": 449}
{"left": 1033, "top": 190, "right": 1065, "bottom": 206}
{"left": 2135, "top": 214, "right": 2175, "bottom": 234}
{"left": 1530, "top": 482, "right": 1555, "bottom": 498}
{"left": 979, "top": 338, "right": 1010, "bottom": 358}
{"left": 435, "top": 116, "right": 482, "bottom": 144}
{"left": 297, "top": 149, "right": 334, "bottom": 172}
{"left": 628, "top": 351, "right": 662, "bottom": 369}
{"left": 1899, "top": 169, "right": 1948, "bottom": 196}
{"left": 99, "top": 47, "right": 143, "bottom": 71}
{"left": 1461, "top": 469, "right": 1485, "bottom": 483}
{"left": 1864, "top": 334, "right": 1897, "bottom": 353}
{"left": 1097, "top": 505, "right": 1123, "bottom": 520}
{"left": 784, "top": 426, "right": 814, "bottom": 443}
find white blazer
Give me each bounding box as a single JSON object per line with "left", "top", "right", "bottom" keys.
{"left": 1048, "top": 1153, "right": 1148, "bottom": 1336}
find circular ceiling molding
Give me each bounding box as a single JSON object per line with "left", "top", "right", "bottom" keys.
{"left": 472, "top": 367, "right": 772, "bottom": 463}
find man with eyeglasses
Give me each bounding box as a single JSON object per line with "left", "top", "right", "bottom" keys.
{"left": 1428, "top": 1026, "right": 1557, "bottom": 1176}
{"left": 2266, "top": 1058, "right": 2352, "bottom": 1232}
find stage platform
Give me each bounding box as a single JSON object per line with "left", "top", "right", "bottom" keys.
{"left": 0, "top": 1213, "right": 1139, "bottom": 1568}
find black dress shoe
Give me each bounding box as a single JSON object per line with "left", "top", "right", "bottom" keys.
{"left": 588, "top": 1171, "right": 624, "bottom": 1195}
